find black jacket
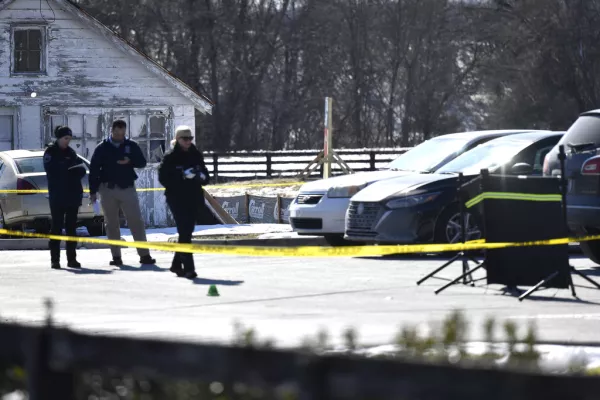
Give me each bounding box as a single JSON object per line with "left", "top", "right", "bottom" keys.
{"left": 43, "top": 142, "right": 87, "bottom": 207}
{"left": 89, "top": 138, "right": 147, "bottom": 195}
{"left": 158, "top": 143, "right": 209, "bottom": 202}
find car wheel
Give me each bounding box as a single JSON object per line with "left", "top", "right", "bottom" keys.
{"left": 434, "top": 204, "right": 482, "bottom": 244}
{"left": 324, "top": 234, "right": 360, "bottom": 247}
{"left": 580, "top": 240, "right": 600, "bottom": 266}
{"left": 86, "top": 220, "right": 105, "bottom": 237}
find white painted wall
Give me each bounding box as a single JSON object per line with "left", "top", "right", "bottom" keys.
{"left": 173, "top": 105, "right": 196, "bottom": 133}
{"left": 0, "top": 0, "right": 211, "bottom": 228}
{"left": 18, "top": 105, "right": 41, "bottom": 149}
{"left": 0, "top": 0, "right": 201, "bottom": 149}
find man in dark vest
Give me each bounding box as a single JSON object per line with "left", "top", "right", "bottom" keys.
{"left": 89, "top": 119, "right": 156, "bottom": 266}
{"left": 43, "top": 125, "right": 86, "bottom": 269}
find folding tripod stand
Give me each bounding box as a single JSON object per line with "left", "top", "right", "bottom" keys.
{"left": 416, "top": 173, "right": 484, "bottom": 291}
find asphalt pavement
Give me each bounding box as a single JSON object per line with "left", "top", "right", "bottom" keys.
{"left": 1, "top": 248, "right": 600, "bottom": 348}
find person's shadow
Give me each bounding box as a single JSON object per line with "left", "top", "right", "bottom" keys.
{"left": 191, "top": 277, "right": 244, "bottom": 286}
{"left": 117, "top": 264, "right": 167, "bottom": 272}
{"left": 63, "top": 268, "right": 113, "bottom": 275}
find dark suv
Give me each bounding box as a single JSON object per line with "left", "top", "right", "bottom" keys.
{"left": 544, "top": 109, "right": 600, "bottom": 264}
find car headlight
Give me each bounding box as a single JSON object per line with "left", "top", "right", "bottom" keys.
{"left": 327, "top": 184, "right": 367, "bottom": 198}
{"left": 386, "top": 192, "right": 441, "bottom": 209}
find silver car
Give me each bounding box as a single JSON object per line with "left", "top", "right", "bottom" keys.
{"left": 0, "top": 149, "right": 104, "bottom": 236}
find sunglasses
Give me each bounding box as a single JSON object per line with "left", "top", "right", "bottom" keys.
{"left": 179, "top": 136, "right": 193, "bottom": 141}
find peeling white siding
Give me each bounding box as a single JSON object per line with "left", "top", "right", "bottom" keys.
{"left": 0, "top": 0, "right": 200, "bottom": 149}
{"left": 173, "top": 105, "right": 195, "bottom": 133}
{"left": 0, "top": 0, "right": 208, "bottom": 227}
{"left": 18, "top": 105, "right": 40, "bottom": 148}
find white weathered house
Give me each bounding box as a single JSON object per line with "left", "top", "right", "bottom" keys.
{"left": 0, "top": 0, "right": 212, "bottom": 160}
{"left": 0, "top": 0, "right": 214, "bottom": 227}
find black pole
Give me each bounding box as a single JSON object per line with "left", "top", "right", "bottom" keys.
{"left": 558, "top": 145, "right": 569, "bottom": 232}
{"left": 458, "top": 172, "right": 466, "bottom": 243}
{"left": 558, "top": 145, "right": 578, "bottom": 298}
{"left": 457, "top": 173, "right": 471, "bottom": 284}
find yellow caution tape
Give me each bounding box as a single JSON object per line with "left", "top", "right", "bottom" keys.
{"left": 466, "top": 192, "right": 562, "bottom": 209}
{"left": 1, "top": 228, "right": 598, "bottom": 257}
{"left": 0, "top": 181, "right": 304, "bottom": 194}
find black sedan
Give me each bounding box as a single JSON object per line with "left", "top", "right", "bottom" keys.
{"left": 344, "top": 130, "right": 564, "bottom": 244}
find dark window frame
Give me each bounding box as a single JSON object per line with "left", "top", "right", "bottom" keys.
{"left": 11, "top": 25, "right": 47, "bottom": 75}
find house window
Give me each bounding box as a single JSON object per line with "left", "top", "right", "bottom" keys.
{"left": 13, "top": 27, "right": 45, "bottom": 74}
{"left": 45, "top": 109, "right": 170, "bottom": 163}
{"left": 128, "top": 114, "right": 168, "bottom": 163}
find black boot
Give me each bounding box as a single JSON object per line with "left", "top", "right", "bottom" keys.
{"left": 140, "top": 255, "right": 156, "bottom": 265}
{"left": 68, "top": 260, "right": 81, "bottom": 269}
{"left": 184, "top": 270, "right": 197, "bottom": 279}
{"left": 109, "top": 257, "right": 123, "bottom": 266}
{"left": 51, "top": 262, "right": 61, "bottom": 270}
{"left": 170, "top": 253, "right": 182, "bottom": 274}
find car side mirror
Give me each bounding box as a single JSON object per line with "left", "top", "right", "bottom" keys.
{"left": 511, "top": 162, "right": 533, "bottom": 175}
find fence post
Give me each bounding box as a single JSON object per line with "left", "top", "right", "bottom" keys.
{"left": 266, "top": 153, "right": 272, "bottom": 178}
{"left": 276, "top": 195, "right": 282, "bottom": 224}
{"left": 212, "top": 154, "right": 219, "bottom": 182}
{"left": 245, "top": 193, "right": 250, "bottom": 224}
{"left": 27, "top": 300, "right": 75, "bottom": 400}
{"left": 369, "top": 152, "right": 376, "bottom": 171}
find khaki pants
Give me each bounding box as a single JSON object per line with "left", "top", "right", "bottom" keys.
{"left": 98, "top": 183, "right": 149, "bottom": 258}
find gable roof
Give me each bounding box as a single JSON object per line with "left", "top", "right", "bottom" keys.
{"left": 0, "top": 0, "right": 213, "bottom": 114}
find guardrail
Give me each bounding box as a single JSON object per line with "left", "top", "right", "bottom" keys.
{"left": 3, "top": 311, "right": 600, "bottom": 399}
{"left": 202, "top": 149, "right": 411, "bottom": 181}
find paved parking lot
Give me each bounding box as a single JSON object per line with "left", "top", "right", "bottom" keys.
{"left": 1, "top": 248, "right": 600, "bottom": 348}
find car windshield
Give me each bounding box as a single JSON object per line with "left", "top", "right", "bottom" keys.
{"left": 436, "top": 139, "right": 533, "bottom": 175}
{"left": 14, "top": 156, "right": 90, "bottom": 174}
{"left": 386, "top": 136, "right": 471, "bottom": 172}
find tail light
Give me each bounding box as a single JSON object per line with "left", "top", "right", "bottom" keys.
{"left": 16, "top": 178, "right": 37, "bottom": 195}
{"left": 581, "top": 156, "right": 600, "bottom": 176}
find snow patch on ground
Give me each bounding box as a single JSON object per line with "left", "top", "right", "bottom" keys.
{"left": 115, "top": 224, "right": 294, "bottom": 242}
{"left": 335, "top": 342, "right": 600, "bottom": 374}
{"left": 78, "top": 223, "right": 295, "bottom": 242}
{"left": 257, "top": 231, "right": 318, "bottom": 239}
{"left": 205, "top": 183, "right": 301, "bottom": 199}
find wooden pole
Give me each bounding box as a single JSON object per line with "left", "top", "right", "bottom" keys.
{"left": 324, "top": 97, "right": 333, "bottom": 179}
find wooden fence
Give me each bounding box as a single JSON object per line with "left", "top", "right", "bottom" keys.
{"left": 203, "top": 149, "right": 411, "bottom": 181}
{"left": 3, "top": 317, "right": 600, "bottom": 400}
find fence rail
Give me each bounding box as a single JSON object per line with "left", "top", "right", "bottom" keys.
{"left": 203, "top": 149, "right": 411, "bottom": 181}
{"left": 2, "top": 317, "right": 600, "bottom": 400}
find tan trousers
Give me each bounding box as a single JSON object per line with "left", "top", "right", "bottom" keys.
{"left": 98, "top": 183, "right": 150, "bottom": 258}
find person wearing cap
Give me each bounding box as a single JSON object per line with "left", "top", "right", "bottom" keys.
{"left": 158, "top": 126, "right": 210, "bottom": 279}
{"left": 43, "top": 125, "right": 87, "bottom": 269}
{"left": 88, "top": 119, "right": 156, "bottom": 267}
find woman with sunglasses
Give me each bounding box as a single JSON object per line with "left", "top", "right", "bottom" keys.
{"left": 158, "top": 125, "right": 210, "bottom": 279}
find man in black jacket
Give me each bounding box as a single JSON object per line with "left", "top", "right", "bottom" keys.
{"left": 89, "top": 120, "right": 156, "bottom": 266}
{"left": 158, "top": 126, "right": 209, "bottom": 279}
{"left": 43, "top": 126, "right": 87, "bottom": 269}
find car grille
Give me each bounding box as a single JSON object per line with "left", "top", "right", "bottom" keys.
{"left": 346, "top": 202, "right": 382, "bottom": 235}
{"left": 290, "top": 218, "right": 323, "bottom": 230}
{"left": 296, "top": 194, "right": 323, "bottom": 205}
